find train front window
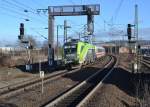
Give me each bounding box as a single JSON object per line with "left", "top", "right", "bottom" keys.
{"left": 64, "top": 45, "right": 77, "bottom": 54}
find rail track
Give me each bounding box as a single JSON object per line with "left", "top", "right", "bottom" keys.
{"left": 0, "top": 68, "right": 78, "bottom": 98}
{"left": 133, "top": 56, "right": 150, "bottom": 107}
{"left": 0, "top": 55, "right": 112, "bottom": 107}
{"left": 44, "top": 55, "right": 117, "bottom": 107}
{"left": 140, "top": 55, "right": 150, "bottom": 68}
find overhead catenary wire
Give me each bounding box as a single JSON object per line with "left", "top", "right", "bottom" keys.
{"left": 113, "top": 0, "right": 125, "bottom": 22}
{"left": 69, "top": 0, "right": 76, "bottom": 5}
{"left": 29, "top": 0, "right": 49, "bottom": 17}
{"left": 10, "top": 0, "right": 47, "bottom": 17}
{"left": 30, "top": 28, "right": 48, "bottom": 40}
{"left": 0, "top": 6, "right": 47, "bottom": 25}
{"left": 105, "top": 0, "right": 125, "bottom": 37}
{"left": 1, "top": 1, "right": 48, "bottom": 25}
{"left": 10, "top": 0, "right": 36, "bottom": 13}
{"left": 0, "top": 10, "right": 27, "bottom": 21}
{"left": 2, "top": 0, "right": 48, "bottom": 20}
{"left": 67, "top": 19, "right": 85, "bottom": 26}
{"left": 0, "top": 6, "right": 29, "bottom": 18}
{"left": 1, "top": 0, "right": 35, "bottom": 14}
{"left": 2, "top": 0, "right": 25, "bottom": 11}
{"left": 110, "top": 0, "right": 125, "bottom": 24}
{"left": 31, "top": 0, "right": 47, "bottom": 8}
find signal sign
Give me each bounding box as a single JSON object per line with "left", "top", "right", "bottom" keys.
{"left": 127, "top": 24, "right": 132, "bottom": 41}
{"left": 40, "top": 71, "right": 44, "bottom": 78}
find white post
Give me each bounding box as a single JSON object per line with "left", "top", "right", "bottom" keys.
{"left": 57, "top": 25, "right": 59, "bottom": 61}
{"left": 39, "top": 50, "right": 41, "bottom": 72}
{"left": 42, "top": 78, "right": 44, "bottom": 94}
{"left": 40, "top": 71, "right": 44, "bottom": 94}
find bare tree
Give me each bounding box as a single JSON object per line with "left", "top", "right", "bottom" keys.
{"left": 41, "top": 40, "right": 48, "bottom": 56}
{"left": 17, "top": 35, "right": 37, "bottom": 48}
{"left": 28, "top": 36, "right": 37, "bottom": 48}
{"left": 42, "top": 40, "right": 48, "bottom": 48}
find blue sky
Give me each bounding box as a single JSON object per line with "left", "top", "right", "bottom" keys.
{"left": 0, "top": 0, "right": 150, "bottom": 46}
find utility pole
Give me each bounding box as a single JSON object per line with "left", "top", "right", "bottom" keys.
{"left": 104, "top": 20, "right": 106, "bottom": 31}
{"left": 28, "top": 41, "right": 31, "bottom": 71}
{"left": 38, "top": 49, "right": 41, "bottom": 72}
{"left": 135, "top": 4, "right": 138, "bottom": 47}
{"left": 79, "top": 32, "right": 81, "bottom": 40}
{"left": 64, "top": 20, "right": 67, "bottom": 43}
{"left": 57, "top": 25, "right": 63, "bottom": 61}
{"left": 135, "top": 4, "right": 139, "bottom": 73}
{"left": 37, "top": 4, "right": 100, "bottom": 67}
{"left": 64, "top": 20, "right": 71, "bottom": 43}
{"left": 48, "top": 15, "right": 54, "bottom": 66}
{"left": 75, "top": 32, "right": 81, "bottom": 41}
{"left": 57, "top": 25, "right": 59, "bottom": 61}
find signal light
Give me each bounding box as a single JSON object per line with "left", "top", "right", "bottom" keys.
{"left": 127, "top": 24, "right": 132, "bottom": 41}
{"left": 20, "top": 23, "right": 24, "bottom": 36}
{"left": 138, "top": 45, "right": 141, "bottom": 49}
{"left": 18, "top": 35, "right": 22, "bottom": 40}
{"left": 49, "top": 44, "right": 51, "bottom": 48}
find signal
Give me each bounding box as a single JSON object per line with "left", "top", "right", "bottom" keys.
{"left": 127, "top": 24, "right": 132, "bottom": 41}
{"left": 18, "top": 23, "right": 24, "bottom": 40}
{"left": 138, "top": 45, "right": 141, "bottom": 49}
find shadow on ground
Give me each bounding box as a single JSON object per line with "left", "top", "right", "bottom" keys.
{"left": 0, "top": 102, "right": 18, "bottom": 107}
{"left": 15, "top": 61, "right": 65, "bottom": 74}
{"left": 62, "top": 67, "right": 102, "bottom": 82}
{"left": 63, "top": 66, "right": 150, "bottom": 98}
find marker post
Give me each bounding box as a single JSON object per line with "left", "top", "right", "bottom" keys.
{"left": 40, "top": 71, "right": 44, "bottom": 94}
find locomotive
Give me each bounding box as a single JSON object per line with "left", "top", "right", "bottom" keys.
{"left": 63, "top": 39, "right": 105, "bottom": 69}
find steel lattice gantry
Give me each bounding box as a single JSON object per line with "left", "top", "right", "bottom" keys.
{"left": 48, "top": 4, "right": 100, "bottom": 16}
{"left": 39, "top": 4, "right": 100, "bottom": 66}
{"left": 48, "top": 4, "right": 100, "bottom": 47}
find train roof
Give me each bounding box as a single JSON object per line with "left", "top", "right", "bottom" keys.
{"left": 64, "top": 39, "right": 89, "bottom": 45}
{"left": 64, "top": 39, "right": 99, "bottom": 47}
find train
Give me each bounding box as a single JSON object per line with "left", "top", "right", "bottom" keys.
{"left": 140, "top": 48, "right": 150, "bottom": 56}
{"left": 63, "top": 39, "right": 105, "bottom": 69}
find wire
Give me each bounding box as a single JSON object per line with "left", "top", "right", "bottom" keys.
{"left": 105, "top": 0, "right": 125, "bottom": 37}
{"left": 0, "top": 6, "right": 29, "bottom": 18}
{"left": 67, "top": 19, "right": 85, "bottom": 27}
{"left": 1, "top": 0, "right": 48, "bottom": 25}
{"left": 13, "top": 0, "right": 48, "bottom": 17}
{"left": 110, "top": 0, "right": 125, "bottom": 24}
{"left": 81, "top": 0, "right": 83, "bottom": 4}
{"left": 30, "top": 28, "right": 48, "bottom": 40}
{"left": 114, "top": 0, "right": 125, "bottom": 22}
{"left": 0, "top": 6, "right": 47, "bottom": 25}
{"left": 29, "top": 0, "right": 48, "bottom": 17}
{"left": 69, "top": 0, "right": 76, "bottom": 5}
{"left": 31, "top": 0, "right": 46, "bottom": 8}
{"left": 2, "top": 0, "right": 27, "bottom": 12}
{"left": 2, "top": 0, "right": 47, "bottom": 19}
{"left": 11, "top": 0, "right": 36, "bottom": 14}
{"left": 0, "top": 10, "right": 27, "bottom": 20}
